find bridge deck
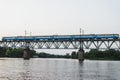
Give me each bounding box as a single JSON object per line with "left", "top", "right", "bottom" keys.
{"left": 0, "top": 34, "right": 120, "bottom": 49}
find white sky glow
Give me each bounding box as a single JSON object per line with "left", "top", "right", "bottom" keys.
{"left": 0, "top": 0, "right": 120, "bottom": 37}
{"left": 0, "top": 0, "right": 120, "bottom": 54}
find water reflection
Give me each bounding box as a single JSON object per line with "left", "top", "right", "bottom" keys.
{"left": 20, "top": 60, "right": 32, "bottom": 80}
{"left": 77, "top": 60, "right": 84, "bottom": 80}
{"left": 0, "top": 58, "right": 120, "bottom": 80}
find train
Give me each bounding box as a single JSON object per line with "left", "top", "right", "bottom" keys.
{"left": 2, "top": 34, "right": 119, "bottom": 41}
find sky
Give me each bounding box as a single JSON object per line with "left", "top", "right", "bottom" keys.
{"left": 0, "top": 0, "right": 120, "bottom": 54}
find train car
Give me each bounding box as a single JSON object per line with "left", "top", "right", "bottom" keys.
{"left": 53, "top": 35, "right": 73, "bottom": 40}
{"left": 35, "top": 36, "right": 53, "bottom": 41}
{"left": 2, "top": 37, "right": 17, "bottom": 41}
{"left": 95, "top": 34, "right": 119, "bottom": 39}
{"left": 2, "top": 34, "right": 119, "bottom": 41}
{"left": 16, "top": 36, "right": 35, "bottom": 41}
{"left": 73, "top": 34, "right": 96, "bottom": 39}
{"left": 2, "top": 36, "right": 36, "bottom": 41}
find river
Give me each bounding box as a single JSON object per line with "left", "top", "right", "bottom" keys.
{"left": 0, "top": 58, "right": 120, "bottom": 80}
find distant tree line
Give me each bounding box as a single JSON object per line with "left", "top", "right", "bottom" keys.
{"left": 36, "top": 52, "right": 71, "bottom": 58}
{"left": 0, "top": 47, "right": 120, "bottom": 60}
{"left": 71, "top": 49, "right": 120, "bottom": 60}
{"left": 85, "top": 49, "right": 120, "bottom": 60}
{"left": 0, "top": 47, "right": 71, "bottom": 58}
{"left": 0, "top": 47, "right": 36, "bottom": 58}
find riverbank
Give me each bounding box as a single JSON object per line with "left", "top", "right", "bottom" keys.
{"left": 0, "top": 47, "right": 120, "bottom": 60}
{"left": 84, "top": 49, "right": 120, "bottom": 60}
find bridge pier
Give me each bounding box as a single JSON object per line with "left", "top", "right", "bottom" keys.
{"left": 77, "top": 48, "right": 84, "bottom": 61}
{"left": 23, "top": 47, "right": 30, "bottom": 60}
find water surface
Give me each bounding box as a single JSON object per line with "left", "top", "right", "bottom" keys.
{"left": 0, "top": 58, "right": 120, "bottom": 80}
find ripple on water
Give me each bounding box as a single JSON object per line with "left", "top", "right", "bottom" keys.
{"left": 0, "top": 58, "right": 120, "bottom": 80}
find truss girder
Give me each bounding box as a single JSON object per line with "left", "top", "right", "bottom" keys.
{"left": 0, "top": 39, "right": 120, "bottom": 49}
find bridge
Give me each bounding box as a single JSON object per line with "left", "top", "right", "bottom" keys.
{"left": 1, "top": 34, "right": 120, "bottom": 60}
{"left": 0, "top": 34, "right": 120, "bottom": 49}
{"left": 1, "top": 38, "right": 120, "bottom": 49}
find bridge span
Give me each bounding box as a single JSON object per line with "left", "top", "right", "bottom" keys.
{"left": 0, "top": 38, "right": 120, "bottom": 49}
{"left": 0, "top": 34, "right": 120, "bottom": 49}
{"left": 1, "top": 34, "right": 120, "bottom": 60}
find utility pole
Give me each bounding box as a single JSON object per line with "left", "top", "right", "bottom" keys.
{"left": 80, "top": 28, "right": 84, "bottom": 35}
{"left": 25, "top": 30, "right": 27, "bottom": 37}
{"left": 80, "top": 28, "right": 82, "bottom": 35}
{"left": 78, "top": 28, "right": 84, "bottom": 61}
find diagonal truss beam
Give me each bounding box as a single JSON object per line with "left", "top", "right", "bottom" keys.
{"left": 0, "top": 39, "right": 120, "bottom": 49}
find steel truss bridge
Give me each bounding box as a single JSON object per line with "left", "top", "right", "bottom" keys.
{"left": 1, "top": 39, "right": 120, "bottom": 50}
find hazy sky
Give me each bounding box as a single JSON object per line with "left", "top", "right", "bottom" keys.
{"left": 0, "top": 0, "right": 120, "bottom": 38}
{"left": 0, "top": 0, "right": 120, "bottom": 54}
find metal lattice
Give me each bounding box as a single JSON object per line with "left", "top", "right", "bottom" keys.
{"left": 0, "top": 39, "right": 120, "bottom": 49}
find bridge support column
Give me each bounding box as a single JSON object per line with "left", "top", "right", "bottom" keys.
{"left": 23, "top": 47, "right": 30, "bottom": 60}
{"left": 77, "top": 48, "right": 84, "bottom": 61}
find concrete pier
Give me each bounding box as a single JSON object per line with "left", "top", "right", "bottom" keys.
{"left": 23, "top": 47, "right": 30, "bottom": 60}
{"left": 77, "top": 48, "right": 84, "bottom": 61}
